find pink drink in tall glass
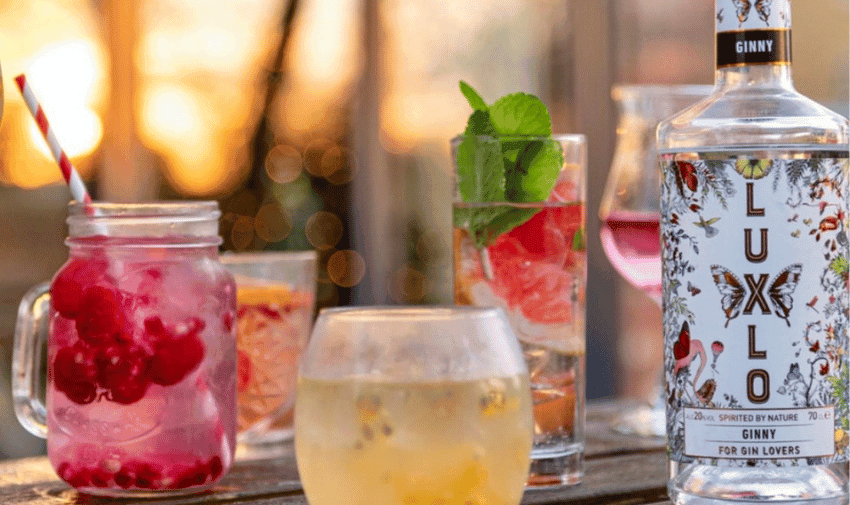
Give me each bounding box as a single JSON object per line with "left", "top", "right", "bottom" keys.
{"left": 14, "top": 202, "right": 237, "bottom": 497}
{"left": 47, "top": 235, "right": 237, "bottom": 494}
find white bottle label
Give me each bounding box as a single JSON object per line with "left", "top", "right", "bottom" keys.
{"left": 661, "top": 154, "right": 849, "bottom": 466}
{"left": 684, "top": 406, "right": 835, "bottom": 459}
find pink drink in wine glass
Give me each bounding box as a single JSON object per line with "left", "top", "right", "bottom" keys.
{"left": 599, "top": 211, "right": 661, "bottom": 303}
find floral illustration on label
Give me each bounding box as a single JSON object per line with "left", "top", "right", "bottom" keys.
{"left": 662, "top": 155, "right": 849, "bottom": 466}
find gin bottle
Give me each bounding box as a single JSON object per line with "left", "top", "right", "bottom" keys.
{"left": 657, "top": 0, "right": 849, "bottom": 502}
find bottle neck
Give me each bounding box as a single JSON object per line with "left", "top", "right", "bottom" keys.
{"left": 715, "top": 63, "right": 794, "bottom": 91}
{"left": 714, "top": 0, "right": 793, "bottom": 90}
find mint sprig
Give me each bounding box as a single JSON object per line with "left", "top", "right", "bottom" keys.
{"left": 454, "top": 81, "right": 562, "bottom": 248}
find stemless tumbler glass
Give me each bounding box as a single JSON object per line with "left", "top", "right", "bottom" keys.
{"left": 295, "top": 306, "right": 534, "bottom": 505}
{"left": 221, "top": 251, "right": 317, "bottom": 445}
{"left": 13, "top": 202, "right": 237, "bottom": 497}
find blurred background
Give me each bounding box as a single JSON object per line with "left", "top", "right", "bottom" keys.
{"left": 0, "top": 0, "right": 845, "bottom": 457}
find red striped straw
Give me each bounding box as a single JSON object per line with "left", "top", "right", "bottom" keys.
{"left": 15, "top": 74, "right": 92, "bottom": 205}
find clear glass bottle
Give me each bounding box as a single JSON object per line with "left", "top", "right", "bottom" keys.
{"left": 657, "top": 1, "right": 849, "bottom": 503}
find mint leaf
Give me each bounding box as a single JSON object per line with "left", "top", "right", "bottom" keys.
{"left": 479, "top": 208, "right": 538, "bottom": 246}
{"left": 460, "top": 81, "right": 487, "bottom": 112}
{"left": 489, "top": 92, "right": 552, "bottom": 136}
{"left": 465, "top": 109, "right": 495, "bottom": 136}
{"left": 503, "top": 140, "right": 563, "bottom": 202}
{"left": 456, "top": 111, "right": 503, "bottom": 202}
{"left": 453, "top": 206, "right": 536, "bottom": 249}
{"left": 454, "top": 83, "right": 562, "bottom": 247}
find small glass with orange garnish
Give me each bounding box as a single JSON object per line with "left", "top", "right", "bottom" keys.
{"left": 222, "top": 251, "right": 317, "bottom": 446}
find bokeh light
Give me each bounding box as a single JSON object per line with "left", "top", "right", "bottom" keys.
{"left": 305, "top": 211, "right": 344, "bottom": 250}
{"left": 231, "top": 215, "right": 255, "bottom": 251}
{"left": 254, "top": 204, "right": 292, "bottom": 243}
{"left": 303, "top": 138, "right": 335, "bottom": 177}
{"left": 324, "top": 154, "right": 355, "bottom": 185}
{"left": 389, "top": 266, "right": 428, "bottom": 303}
{"left": 326, "top": 249, "right": 366, "bottom": 288}
{"left": 319, "top": 144, "right": 343, "bottom": 178}
{"left": 265, "top": 144, "right": 303, "bottom": 184}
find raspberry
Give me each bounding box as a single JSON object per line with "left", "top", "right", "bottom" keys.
{"left": 115, "top": 460, "right": 163, "bottom": 489}
{"left": 63, "top": 467, "right": 92, "bottom": 488}
{"left": 110, "top": 379, "right": 149, "bottom": 405}
{"left": 148, "top": 318, "right": 206, "bottom": 387}
{"left": 62, "top": 382, "right": 98, "bottom": 406}
{"left": 50, "top": 258, "right": 109, "bottom": 318}
{"left": 113, "top": 470, "right": 132, "bottom": 489}
{"left": 75, "top": 286, "right": 127, "bottom": 346}
{"left": 88, "top": 467, "right": 113, "bottom": 487}
{"left": 57, "top": 464, "right": 113, "bottom": 489}
{"left": 56, "top": 462, "right": 73, "bottom": 484}
{"left": 207, "top": 456, "right": 223, "bottom": 480}
{"left": 52, "top": 344, "right": 99, "bottom": 405}
{"left": 97, "top": 345, "right": 151, "bottom": 405}
{"left": 143, "top": 316, "right": 167, "bottom": 340}
{"left": 169, "top": 460, "right": 210, "bottom": 489}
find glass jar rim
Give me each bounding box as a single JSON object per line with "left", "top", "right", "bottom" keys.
{"left": 67, "top": 200, "right": 220, "bottom": 220}
{"left": 66, "top": 200, "right": 222, "bottom": 245}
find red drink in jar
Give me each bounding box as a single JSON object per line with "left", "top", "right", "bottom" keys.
{"left": 13, "top": 202, "right": 237, "bottom": 497}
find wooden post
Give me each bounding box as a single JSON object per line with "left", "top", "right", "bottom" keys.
{"left": 352, "top": 0, "right": 395, "bottom": 304}
{"left": 570, "top": 0, "right": 620, "bottom": 399}
{"left": 99, "top": 0, "right": 157, "bottom": 202}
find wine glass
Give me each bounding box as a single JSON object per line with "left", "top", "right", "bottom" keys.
{"left": 294, "top": 306, "right": 534, "bottom": 505}
{"left": 599, "top": 84, "right": 711, "bottom": 437}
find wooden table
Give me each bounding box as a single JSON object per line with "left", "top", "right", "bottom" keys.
{"left": 0, "top": 401, "right": 671, "bottom": 504}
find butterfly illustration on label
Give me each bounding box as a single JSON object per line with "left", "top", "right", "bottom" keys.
{"left": 755, "top": 0, "right": 773, "bottom": 23}
{"left": 687, "top": 282, "right": 701, "bottom": 296}
{"left": 710, "top": 263, "right": 803, "bottom": 328}
{"left": 731, "top": 0, "right": 752, "bottom": 25}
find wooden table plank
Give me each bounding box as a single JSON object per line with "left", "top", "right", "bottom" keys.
{"left": 0, "top": 401, "right": 671, "bottom": 504}
{"left": 523, "top": 452, "right": 667, "bottom": 505}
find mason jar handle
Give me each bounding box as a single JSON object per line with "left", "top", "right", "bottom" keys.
{"left": 12, "top": 282, "right": 51, "bottom": 439}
